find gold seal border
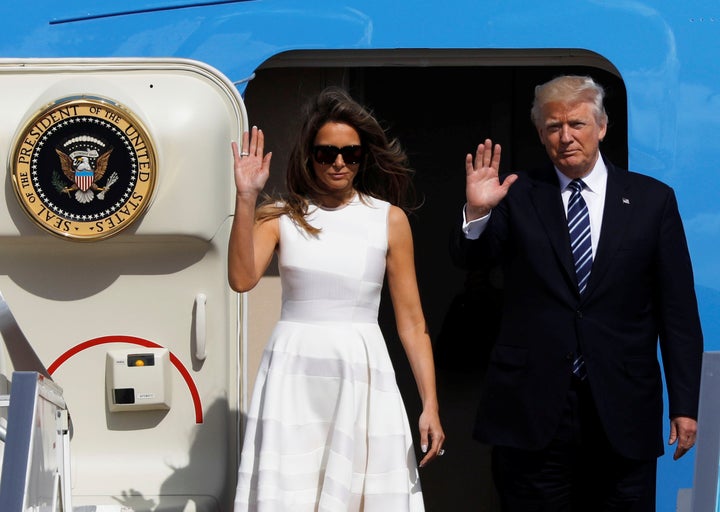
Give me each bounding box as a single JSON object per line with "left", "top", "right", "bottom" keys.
{"left": 10, "top": 96, "right": 158, "bottom": 241}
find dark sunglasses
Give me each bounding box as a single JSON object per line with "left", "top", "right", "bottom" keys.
{"left": 312, "top": 145, "right": 364, "bottom": 165}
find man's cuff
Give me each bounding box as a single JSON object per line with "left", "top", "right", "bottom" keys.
{"left": 462, "top": 204, "right": 491, "bottom": 240}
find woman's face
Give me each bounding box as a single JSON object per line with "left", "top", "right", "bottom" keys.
{"left": 311, "top": 121, "right": 363, "bottom": 198}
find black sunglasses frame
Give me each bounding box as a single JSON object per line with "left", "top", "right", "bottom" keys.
{"left": 312, "top": 145, "right": 364, "bottom": 165}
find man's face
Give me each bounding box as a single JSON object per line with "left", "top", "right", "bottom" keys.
{"left": 536, "top": 100, "right": 607, "bottom": 179}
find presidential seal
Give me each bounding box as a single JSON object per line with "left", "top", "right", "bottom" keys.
{"left": 11, "top": 96, "right": 157, "bottom": 241}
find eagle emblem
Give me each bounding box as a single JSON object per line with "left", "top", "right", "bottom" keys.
{"left": 12, "top": 96, "right": 157, "bottom": 241}
{"left": 54, "top": 137, "right": 118, "bottom": 204}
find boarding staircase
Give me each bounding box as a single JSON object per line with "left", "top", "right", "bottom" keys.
{"left": 0, "top": 372, "right": 72, "bottom": 511}
{"left": 0, "top": 292, "right": 72, "bottom": 511}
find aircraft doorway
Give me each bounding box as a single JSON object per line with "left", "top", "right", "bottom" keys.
{"left": 242, "top": 51, "right": 627, "bottom": 511}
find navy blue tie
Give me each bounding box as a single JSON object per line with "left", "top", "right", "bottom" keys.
{"left": 568, "top": 179, "right": 592, "bottom": 294}
{"left": 568, "top": 179, "right": 592, "bottom": 379}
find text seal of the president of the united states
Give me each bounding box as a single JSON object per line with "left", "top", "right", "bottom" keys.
{"left": 11, "top": 96, "right": 157, "bottom": 241}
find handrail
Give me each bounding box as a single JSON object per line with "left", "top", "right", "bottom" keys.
{"left": 0, "top": 372, "right": 72, "bottom": 511}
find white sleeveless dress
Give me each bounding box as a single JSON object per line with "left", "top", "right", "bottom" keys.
{"left": 234, "top": 195, "right": 424, "bottom": 511}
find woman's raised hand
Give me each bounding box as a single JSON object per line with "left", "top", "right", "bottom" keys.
{"left": 232, "top": 126, "right": 272, "bottom": 197}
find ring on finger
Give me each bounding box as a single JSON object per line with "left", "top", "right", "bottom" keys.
{"left": 240, "top": 152, "right": 250, "bottom": 156}
{"left": 438, "top": 449, "right": 445, "bottom": 456}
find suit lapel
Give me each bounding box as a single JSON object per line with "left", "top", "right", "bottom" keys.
{"left": 529, "top": 166, "right": 578, "bottom": 289}
{"left": 586, "top": 161, "right": 632, "bottom": 294}
{"left": 528, "top": 159, "right": 633, "bottom": 299}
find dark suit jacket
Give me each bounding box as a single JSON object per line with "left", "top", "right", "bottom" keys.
{"left": 450, "top": 156, "right": 703, "bottom": 460}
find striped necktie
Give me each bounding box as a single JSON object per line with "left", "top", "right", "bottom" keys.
{"left": 568, "top": 179, "right": 592, "bottom": 379}
{"left": 568, "top": 179, "right": 592, "bottom": 294}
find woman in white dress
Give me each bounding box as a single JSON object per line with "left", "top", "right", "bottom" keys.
{"left": 229, "top": 87, "right": 445, "bottom": 511}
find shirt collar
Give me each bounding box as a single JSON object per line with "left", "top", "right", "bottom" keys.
{"left": 555, "top": 154, "right": 608, "bottom": 193}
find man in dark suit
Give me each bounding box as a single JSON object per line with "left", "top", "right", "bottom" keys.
{"left": 450, "top": 75, "right": 703, "bottom": 511}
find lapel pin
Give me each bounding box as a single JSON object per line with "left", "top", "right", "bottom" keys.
{"left": 622, "top": 197, "right": 630, "bottom": 204}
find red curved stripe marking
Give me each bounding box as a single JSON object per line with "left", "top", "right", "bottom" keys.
{"left": 48, "top": 335, "right": 203, "bottom": 423}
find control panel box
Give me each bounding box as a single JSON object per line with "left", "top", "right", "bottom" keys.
{"left": 105, "top": 348, "right": 171, "bottom": 412}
